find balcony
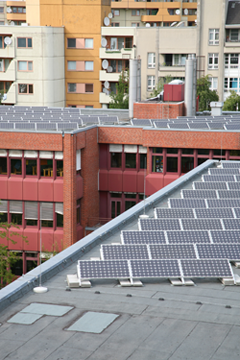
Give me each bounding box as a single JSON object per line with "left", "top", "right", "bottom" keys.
{"left": 99, "top": 92, "right": 111, "bottom": 104}
{"left": 0, "top": 40, "right": 15, "bottom": 58}
{"left": 100, "top": 47, "right": 135, "bottom": 60}
{"left": 2, "top": 82, "right": 16, "bottom": 104}
{"left": 100, "top": 70, "right": 120, "bottom": 82}
{"left": 0, "top": 59, "right": 16, "bottom": 82}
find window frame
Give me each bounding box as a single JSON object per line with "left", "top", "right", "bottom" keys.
{"left": 147, "top": 53, "right": 156, "bottom": 69}
{"left": 208, "top": 53, "right": 219, "bottom": 69}
{"left": 17, "top": 37, "right": 32, "bottom": 49}
{"left": 209, "top": 29, "right": 219, "bottom": 45}
{"left": 18, "top": 84, "right": 33, "bottom": 94}
{"left": 147, "top": 75, "right": 155, "bottom": 91}
{"left": 18, "top": 60, "right": 33, "bottom": 72}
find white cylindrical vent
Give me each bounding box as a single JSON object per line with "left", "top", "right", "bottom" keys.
{"left": 184, "top": 55, "right": 197, "bottom": 117}
{"left": 129, "top": 59, "right": 138, "bottom": 119}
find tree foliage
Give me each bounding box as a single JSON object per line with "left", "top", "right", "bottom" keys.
{"left": 222, "top": 90, "right": 240, "bottom": 111}
{"left": 109, "top": 70, "right": 129, "bottom": 109}
{"left": 0, "top": 219, "right": 27, "bottom": 289}
{"left": 196, "top": 75, "right": 219, "bottom": 112}
{"left": 149, "top": 75, "right": 172, "bottom": 98}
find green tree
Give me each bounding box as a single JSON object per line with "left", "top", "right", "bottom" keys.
{"left": 197, "top": 75, "right": 219, "bottom": 111}
{"left": 149, "top": 75, "right": 172, "bottom": 98}
{"left": 0, "top": 217, "right": 28, "bottom": 289}
{"left": 223, "top": 90, "right": 240, "bottom": 111}
{"left": 109, "top": 70, "right": 129, "bottom": 109}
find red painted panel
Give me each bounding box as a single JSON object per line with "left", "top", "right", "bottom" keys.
{"left": 54, "top": 179, "right": 63, "bottom": 202}
{"left": 145, "top": 174, "right": 164, "bottom": 196}
{"left": 41, "top": 228, "right": 54, "bottom": 252}
{"left": 8, "top": 177, "right": 23, "bottom": 200}
{"left": 76, "top": 175, "right": 83, "bottom": 199}
{"left": 38, "top": 179, "right": 54, "bottom": 202}
{"left": 123, "top": 171, "right": 137, "bottom": 192}
{"left": 99, "top": 169, "right": 108, "bottom": 191}
{"left": 23, "top": 228, "right": 39, "bottom": 251}
{"left": 172, "top": 84, "right": 185, "bottom": 101}
{"left": 164, "top": 174, "right": 179, "bottom": 187}
{"left": 108, "top": 170, "right": 123, "bottom": 192}
{"left": 0, "top": 177, "right": 8, "bottom": 199}
{"left": 54, "top": 229, "right": 64, "bottom": 252}
{"left": 8, "top": 227, "right": 23, "bottom": 250}
{"left": 99, "top": 191, "right": 108, "bottom": 219}
{"left": 137, "top": 172, "right": 145, "bottom": 193}
{"left": 163, "top": 84, "right": 173, "bottom": 102}
{"left": 23, "top": 178, "right": 38, "bottom": 201}
{"left": 99, "top": 144, "right": 108, "bottom": 169}
{"left": 76, "top": 225, "right": 84, "bottom": 242}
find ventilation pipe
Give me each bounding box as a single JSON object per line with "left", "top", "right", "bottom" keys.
{"left": 184, "top": 54, "right": 197, "bottom": 116}
{"left": 129, "top": 59, "right": 141, "bottom": 119}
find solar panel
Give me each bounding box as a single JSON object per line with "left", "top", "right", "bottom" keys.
{"left": 195, "top": 208, "right": 234, "bottom": 219}
{"left": 130, "top": 259, "right": 181, "bottom": 278}
{"left": 181, "top": 219, "right": 223, "bottom": 230}
{"left": 168, "top": 123, "right": 189, "bottom": 129}
{"left": 193, "top": 182, "right": 228, "bottom": 190}
{"left": 78, "top": 260, "right": 130, "bottom": 279}
{"left": 0, "top": 122, "right": 14, "bottom": 129}
{"left": 181, "top": 190, "right": 217, "bottom": 199}
{"left": 15, "top": 122, "right": 35, "bottom": 130}
{"left": 101, "top": 244, "right": 149, "bottom": 260}
{"left": 169, "top": 199, "right": 207, "bottom": 208}
{"left": 208, "top": 123, "right": 225, "bottom": 130}
{"left": 121, "top": 230, "right": 166, "bottom": 244}
{"left": 99, "top": 116, "right": 118, "bottom": 124}
{"left": 180, "top": 259, "right": 232, "bottom": 278}
{"left": 139, "top": 218, "right": 181, "bottom": 231}
{"left": 188, "top": 123, "right": 209, "bottom": 129}
{"left": 197, "top": 244, "right": 240, "bottom": 261}
{"left": 57, "top": 122, "right": 78, "bottom": 130}
{"left": 166, "top": 230, "right": 211, "bottom": 244}
{"left": 221, "top": 162, "right": 240, "bottom": 169}
{"left": 235, "top": 175, "right": 240, "bottom": 182}
{"left": 149, "top": 244, "right": 196, "bottom": 259}
{"left": 153, "top": 121, "right": 169, "bottom": 129}
{"left": 225, "top": 124, "right": 240, "bottom": 130}
{"left": 80, "top": 116, "right": 99, "bottom": 125}
{"left": 222, "top": 218, "right": 240, "bottom": 230}
{"left": 207, "top": 199, "right": 240, "bottom": 208}
{"left": 209, "top": 168, "right": 240, "bottom": 175}
{"left": 210, "top": 230, "right": 240, "bottom": 243}
{"left": 218, "top": 190, "right": 240, "bottom": 199}
{"left": 155, "top": 208, "right": 194, "bottom": 219}
{"left": 228, "top": 182, "right": 240, "bottom": 190}
{"left": 131, "top": 119, "right": 152, "bottom": 127}
{"left": 202, "top": 175, "right": 236, "bottom": 182}
{"left": 36, "top": 123, "right": 57, "bottom": 130}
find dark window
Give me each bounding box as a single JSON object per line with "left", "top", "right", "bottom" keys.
{"left": 26, "top": 219, "right": 37, "bottom": 226}
{"left": 152, "top": 147, "right": 163, "bottom": 154}
{"left": 152, "top": 156, "right": 163, "bottom": 172}
{"left": 0, "top": 157, "right": 7, "bottom": 174}
{"left": 140, "top": 154, "right": 147, "bottom": 169}
{"left": 42, "top": 220, "right": 53, "bottom": 227}
{"left": 125, "top": 153, "right": 136, "bottom": 168}
{"left": 111, "top": 153, "right": 122, "bottom": 168}
{"left": 182, "top": 149, "right": 194, "bottom": 155}
{"left": 125, "top": 193, "right": 136, "bottom": 199}
{"left": 110, "top": 193, "right": 122, "bottom": 198}
{"left": 11, "top": 159, "right": 22, "bottom": 175}
{"left": 0, "top": 213, "right": 7, "bottom": 222}
{"left": 11, "top": 255, "right": 23, "bottom": 276}
{"left": 198, "top": 158, "right": 208, "bottom": 166}
{"left": 198, "top": 149, "right": 209, "bottom": 155}
{"left": 57, "top": 160, "right": 63, "bottom": 177}
{"left": 11, "top": 213, "right": 22, "bottom": 225}
{"left": 40, "top": 159, "right": 53, "bottom": 177}
{"left": 229, "top": 150, "right": 240, "bottom": 156}
{"left": 57, "top": 213, "right": 63, "bottom": 227}
{"left": 125, "top": 201, "right": 136, "bottom": 211}
{"left": 67, "top": 38, "right": 76, "bottom": 48}
{"left": 213, "top": 150, "right": 225, "bottom": 156}
{"left": 85, "top": 84, "right": 93, "bottom": 93}
{"left": 167, "top": 148, "right": 178, "bottom": 154}
{"left": 125, "top": 38, "right": 132, "bottom": 48}
{"left": 26, "top": 159, "right": 37, "bottom": 176}
{"left": 167, "top": 157, "right": 178, "bottom": 172}
{"left": 181, "top": 157, "right": 194, "bottom": 173}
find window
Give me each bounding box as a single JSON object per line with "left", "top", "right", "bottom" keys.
{"left": 125, "top": 153, "right": 136, "bottom": 169}
{"left": 85, "top": 38, "right": 93, "bottom": 48}
{"left": 173, "top": 54, "right": 187, "bottom": 66}
{"left": 230, "top": 29, "right": 239, "bottom": 42}
{"left": 0, "top": 156, "right": 7, "bottom": 175}
{"left": 131, "top": 23, "right": 140, "bottom": 27}
{"left": 0, "top": 36, "right": 7, "bottom": 49}
{"left": 11, "top": 159, "right": 22, "bottom": 175}
{"left": 111, "top": 153, "right": 122, "bottom": 167}
{"left": 67, "top": 60, "right": 93, "bottom": 71}
{"left": 0, "top": 7, "right": 4, "bottom": 13}
{"left": 68, "top": 83, "right": 93, "bottom": 93}
{"left": 67, "top": 38, "right": 76, "bottom": 48}
{"left": 113, "top": 10, "right": 120, "bottom": 16}
{"left": 18, "top": 84, "right": 33, "bottom": 94}
{"left": 208, "top": 53, "right": 218, "bottom": 69}
{"left": 67, "top": 38, "right": 93, "bottom": 49}
{"left": 85, "top": 84, "right": 93, "bottom": 92}
{"left": 40, "top": 202, "right": 53, "bottom": 227}
{"left": 85, "top": 61, "right": 93, "bottom": 71}
{"left": 209, "top": 77, "right": 218, "bottom": 91}
{"left": 146, "top": 9, "right": 158, "bottom": 15}
{"left": 25, "top": 201, "right": 38, "bottom": 226}
{"left": 26, "top": 159, "right": 37, "bottom": 176}
{"left": 148, "top": 53, "right": 155, "bottom": 68}
{"left": 40, "top": 159, "right": 53, "bottom": 177}
{"left": 68, "top": 83, "right": 76, "bottom": 92}
{"left": 18, "top": 61, "right": 33, "bottom": 71}
{"left": 132, "top": 10, "right": 140, "bottom": 16}
{"left": 111, "top": 23, "right": 120, "bottom": 27}
{"left": 0, "top": 81, "right": 11, "bottom": 92}
{"left": 55, "top": 203, "right": 63, "bottom": 228}
{"left": 17, "top": 38, "right": 32, "bottom": 48}
{"left": 10, "top": 201, "right": 23, "bottom": 226}
{"left": 76, "top": 199, "right": 81, "bottom": 224}
{"left": 209, "top": 29, "right": 219, "bottom": 45}
{"left": 0, "top": 21, "right": 4, "bottom": 25}
{"left": 225, "top": 53, "right": 239, "bottom": 69}
{"left": 147, "top": 75, "right": 155, "bottom": 91}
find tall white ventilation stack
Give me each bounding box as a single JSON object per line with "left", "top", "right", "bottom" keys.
{"left": 129, "top": 59, "right": 141, "bottom": 119}
{"left": 184, "top": 54, "right": 197, "bottom": 117}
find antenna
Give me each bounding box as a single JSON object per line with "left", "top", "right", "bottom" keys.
{"left": 102, "top": 59, "right": 109, "bottom": 70}
{"left": 4, "top": 37, "right": 12, "bottom": 46}
{"left": 104, "top": 17, "right": 110, "bottom": 26}
{"left": 101, "top": 38, "right": 107, "bottom": 47}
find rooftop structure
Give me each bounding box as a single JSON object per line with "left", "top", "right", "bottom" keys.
{"left": 1, "top": 159, "right": 240, "bottom": 360}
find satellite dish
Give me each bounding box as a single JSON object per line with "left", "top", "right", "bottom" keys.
{"left": 104, "top": 81, "right": 109, "bottom": 88}
{"left": 175, "top": 9, "right": 180, "bottom": 15}
{"left": 103, "top": 88, "right": 107, "bottom": 94}
{"left": 104, "top": 17, "right": 110, "bottom": 26}
{"left": 101, "top": 38, "right": 107, "bottom": 47}
{"left": 145, "top": 23, "right": 150, "bottom": 27}
{"left": 184, "top": 9, "right": 188, "bottom": 15}
{"left": 106, "top": 90, "right": 110, "bottom": 96}
{"left": 4, "top": 37, "right": 12, "bottom": 45}
{"left": 107, "top": 66, "right": 113, "bottom": 73}
{"left": 7, "top": 7, "right": 12, "bottom": 13}
{"left": 102, "top": 59, "right": 109, "bottom": 70}
{"left": 108, "top": 12, "right": 113, "bottom": 19}
{"left": 10, "top": 21, "right": 15, "bottom": 26}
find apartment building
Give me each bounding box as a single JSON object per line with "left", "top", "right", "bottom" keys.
{"left": 6, "top": 1, "right": 26, "bottom": 26}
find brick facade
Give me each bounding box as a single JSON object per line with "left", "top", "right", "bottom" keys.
{"left": 133, "top": 102, "right": 185, "bottom": 119}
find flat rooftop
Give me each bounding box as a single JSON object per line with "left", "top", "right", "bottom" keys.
{"left": 1, "top": 160, "right": 240, "bottom": 360}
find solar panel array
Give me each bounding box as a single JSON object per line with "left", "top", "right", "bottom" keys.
{"left": 78, "top": 161, "right": 240, "bottom": 285}
{"left": 0, "top": 106, "right": 119, "bottom": 131}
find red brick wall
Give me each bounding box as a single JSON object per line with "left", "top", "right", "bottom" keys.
{"left": 0, "top": 132, "right": 62, "bottom": 151}
{"left": 98, "top": 127, "right": 143, "bottom": 145}
{"left": 133, "top": 102, "right": 185, "bottom": 119}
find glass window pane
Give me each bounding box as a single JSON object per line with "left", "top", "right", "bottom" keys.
{"left": 40, "top": 159, "right": 53, "bottom": 177}
{"left": 182, "top": 149, "right": 194, "bottom": 155}
{"left": 28, "top": 62, "right": 33, "bottom": 71}
{"left": 19, "top": 84, "right": 27, "bottom": 93}
{"left": 26, "top": 159, "right": 37, "bottom": 176}
{"left": 152, "top": 156, "right": 163, "bottom": 172}
{"left": 11, "top": 159, "right": 22, "bottom": 175}
{"left": 140, "top": 154, "right": 147, "bottom": 169}
{"left": 67, "top": 38, "right": 76, "bottom": 48}
{"left": 167, "top": 157, "right": 178, "bottom": 172}
{"left": 181, "top": 157, "right": 194, "bottom": 173}
{"left": 68, "top": 61, "right": 76, "bottom": 70}
{"left": 167, "top": 148, "right": 178, "bottom": 154}
{"left": 111, "top": 153, "right": 122, "bottom": 168}
{"left": 198, "top": 149, "right": 209, "bottom": 155}
{"left": 68, "top": 83, "right": 76, "bottom": 92}
{"left": 85, "top": 84, "right": 93, "bottom": 93}
{"left": 125, "top": 193, "right": 136, "bottom": 199}
{"left": 125, "top": 201, "right": 136, "bottom": 211}
{"left": 29, "top": 84, "right": 33, "bottom": 94}
{"left": 27, "top": 38, "right": 32, "bottom": 47}
{"left": 57, "top": 160, "right": 63, "bottom": 177}
{"left": 152, "top": 147, "right": 162, "bottom": 153}
{"left": 117, "top": 202, "right": 121, "bottom": 216}
{"left": 11, "top": 213, "right": 22, "bottom": 225}
{"left": 118, "top": 37, "right": 124, "bottom": 50}
{"left": 213, "top": 150, "right": 225, "bottom": 156}
{"left": 229, "top": 150, "right": 240, "bottom": 157}
{"left": 26, "top": 219, "right": 37, "bottom": 226}
{"left": 85, "top": 61, "right": 93, "bottom": 71}
{"left": 18, "top": 38, "right": 26, "bottom": 47}
{"left": 125, "top": 153, "right": 136, "bottom": 168}
{"left": 0, "top": 157, "right": 7, "bottom": 174}
{"left": 111, "top": 201, "right": 115, "bottom": 218}
{"left": 85, "top": 38, "right": 93, "bottom": 48}
{"left": 57, "top": 213, "right": 63, "bottom": 227}
{"left": 18, "top": 61, "right": 27, "bottom": 71}
{"left": 0, "top": 37, "right": 2, "bottom": 48}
